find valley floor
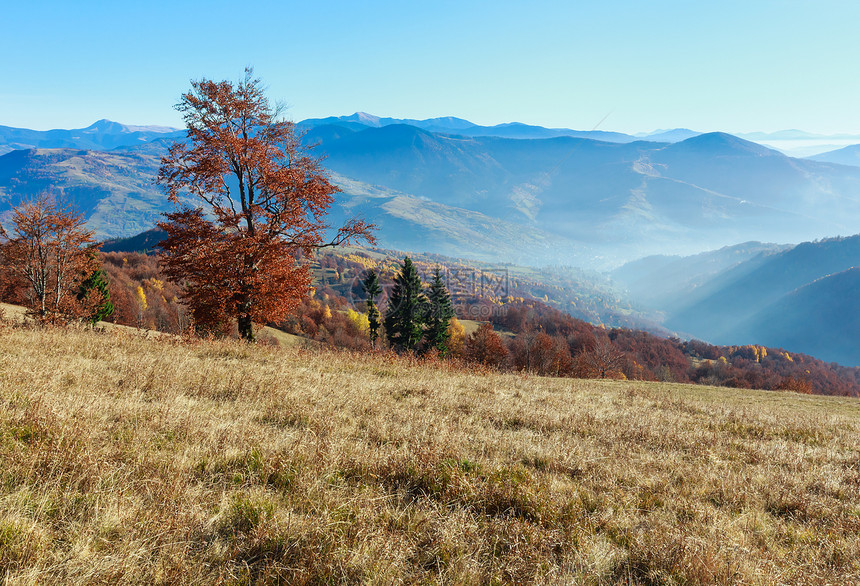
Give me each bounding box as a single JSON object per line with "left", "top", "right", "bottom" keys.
{"left": 1, "top": 325, "right": 858, "bottom": 584}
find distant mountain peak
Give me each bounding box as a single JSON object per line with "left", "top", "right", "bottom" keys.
{"left": 347, "top": 112, "right": 382, "bottom": 126}
{"left": 420, "top": 116, "right": 475, "bottom": 129}
{"left": 83, "top": 119, "right": 126, "bottom": 133}
{"left": 639, "top": 127, "right": 696, "bottom": 136}
{"left": 807, "top": 144, "right": 860, "bottom": 167}
{"left": 636, "top": 128, "right": 701, "bottom": 142}
{"left": 670, "top": 131, "right": 781, "bottom": 156}
{"left": 81, "top": 119, "right": 180, "bottom": 135}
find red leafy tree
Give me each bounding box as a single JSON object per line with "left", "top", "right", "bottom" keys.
{"left": 157, "top": 69, "right": 374, "bottom": 340}
{"left": 0, "top": 193, "right": 101, "bottom": 323}
{"left": 465, "top": 322, "right": 510, "bottom": 369}
{"left": 510, "top": 331, "right": 573, "bottom": 376}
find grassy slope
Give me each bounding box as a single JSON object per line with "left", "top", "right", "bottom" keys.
{"left": 1, "top": 326, "right": 859, "bottom": 584}
{"left": 0, "top": 302, "right": 315, "bottom": 348}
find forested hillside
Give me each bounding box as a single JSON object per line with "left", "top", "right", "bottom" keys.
{"left": 649, "top": 235, "right": 860, "bottom": 366}
{"left": 9, "top": 243, "right": 851, "bottom": 398}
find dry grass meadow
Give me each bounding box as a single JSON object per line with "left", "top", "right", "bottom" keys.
{"left": 1, "top": 322, "right": 859, "bottom": 584}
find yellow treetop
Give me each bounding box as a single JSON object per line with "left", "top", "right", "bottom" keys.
{"left": 136, "top": 286, "right": 148, "bottom": 310}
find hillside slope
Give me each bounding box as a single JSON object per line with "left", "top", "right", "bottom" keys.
{"left": 5, "top": 126, "right": 860, "bottom": 265}
{"left": 808, "top": 144, "right": 860, "bottom": 167}
{"left": 324, "top": 173, "right": 592, "bottom": 266}
{"left": 0, "top": 147, "right": 178, "bottom": 238}
{"left": 734, "top": 268, "right": 860, "bottom": 366}
{"left": 664, "top": 235, "right": 860, "bottom": 364}
{"left": 305, "top": 126, "right": 860, "bottom": 260}
{"left": 1, "top": 326, "right": 858, "bottom": 583}
{"left": 0, "top": 147, "right": 591, "bottom": 265}
{"left": 611, "top": 241, "right": 791, "bottom": 310}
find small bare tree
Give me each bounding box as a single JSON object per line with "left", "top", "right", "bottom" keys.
{"left": 576, "top": 334, "right": 627, "bottom": 379}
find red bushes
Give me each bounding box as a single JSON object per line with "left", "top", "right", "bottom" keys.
{"left": 457, "top": 298, "right": 860, "bottom": 396}
{"left": 465, "top": 323, "right": 509, "bottom": 368}
{"left": 509, "top": 332, "right": 572, "bottom": 376}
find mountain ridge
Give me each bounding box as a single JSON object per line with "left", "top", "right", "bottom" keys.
{"left": 0, "top": 119, "right": 184, "bottom": 155}
{"left": 4, "top": 124, "right": 860, "bottom": 267}
{"left": 807, "top": 144, "right": 860, "bottom": 167}
{"left": 655, "top": 235, "right": 860, "bottom": 365}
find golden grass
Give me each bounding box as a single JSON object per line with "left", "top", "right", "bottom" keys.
{"left": 0, "top": 303, "right": 27, "bottom": 323}
{"left": 1, "top": 324, "right": 858, "bottom": 584}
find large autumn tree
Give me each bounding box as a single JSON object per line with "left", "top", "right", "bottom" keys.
{"left": 157, "top": 69, "right": 373, "bottom": 340}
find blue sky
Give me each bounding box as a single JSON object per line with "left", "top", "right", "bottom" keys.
{"left": 2, "top": 0, "right": 859, "bottom": 134}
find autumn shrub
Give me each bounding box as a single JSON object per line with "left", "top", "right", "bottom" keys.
{"left": 0, "top": 264, "right": 27, "bottom": 306}
{"left": 777, "top": 376, "right": 814, "bottom": 394}
{"left": 447, "top": 317, "right": 466, "bottom": 357}
{"left": 509, "top": 332, "right": 573, "bottom": 376}
{"left": 465, "top": 322, "right": 510, "bottom": 368}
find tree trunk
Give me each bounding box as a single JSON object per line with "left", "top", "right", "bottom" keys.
{"left": 237, "top": 313, "right": 254, "bottom": 342}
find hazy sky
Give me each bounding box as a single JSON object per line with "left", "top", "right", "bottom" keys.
{"left": 3, "top": 0, "right": 859, "bottom": 134}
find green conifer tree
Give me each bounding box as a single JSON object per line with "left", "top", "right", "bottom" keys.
{"left": 362, "top": 269, "right": 382, "bottom": 345}
{"left": 77, "top": 267, "right": 114, "bottom": 325}
{"left": 384, "top": 257, "right": 427, "bottom": 352}
{"left": 424, "top": 267, "right": 455, "bottom": 355}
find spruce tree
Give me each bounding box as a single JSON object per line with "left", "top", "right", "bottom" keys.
{"left": 424, "top": 267, "right": 455, "bottom": 355}
{"left": 77, "top": 267, "right": 114, "bottom": 325}
{"left": 362, "top": 269, "right": 382, "bottom": 345}
{"left": 384, "top": 257, "right": 427, "bottom": 352}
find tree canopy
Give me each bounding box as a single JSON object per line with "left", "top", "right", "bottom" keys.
{"left": 424, "top": 267, "right": 455, "bottom": 354}
{"left": 362, "top": 269, "right": 382, "bottom": 345}
{"left": 157, "top": 68, "right": 373, "bottom": 340}
{"left": 77, "top": 266, "right": 114, "bottom": 325}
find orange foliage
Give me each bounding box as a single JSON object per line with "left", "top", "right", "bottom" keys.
{"left": 100, "top": 252, "right": 188, "bottom": 333}
{"left": 465, "top": 323, "right": 509, "bottom": 368}
{"left": 447, "top": 317, "right": 466, "bottom": 357}
{"left": 574, "top": 335, "right": 626, "bottom": 379}
{"left": 157, "top": 68, "right": 373, "bottom": 340}
{"left": 776, "top": 376, "right": 814, "bottom": 394}
{"left": 509, "top": 331, "right": 573, "bottom": 376}
{"left": 0, "top": 193, "right": 100, "bottom": 323}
